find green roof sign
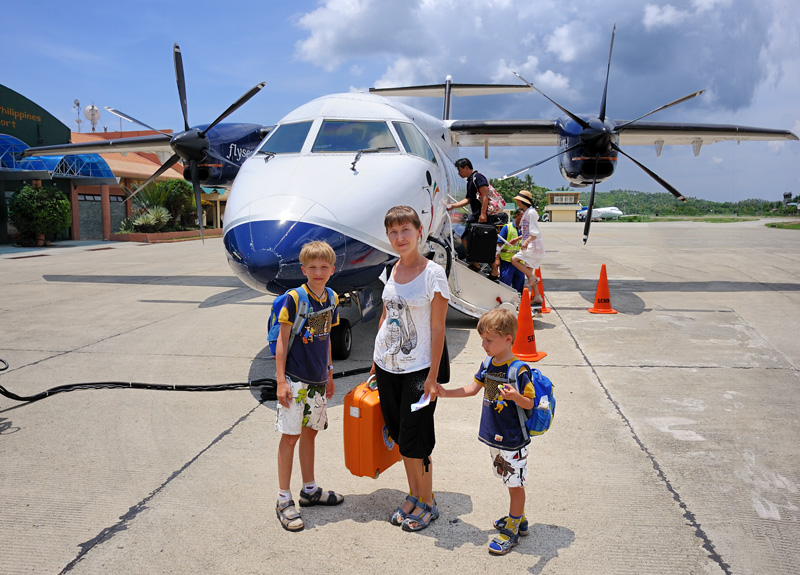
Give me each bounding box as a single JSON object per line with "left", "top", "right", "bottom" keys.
{"left": 0, "top": 84, "right": 70, "bottom": 147}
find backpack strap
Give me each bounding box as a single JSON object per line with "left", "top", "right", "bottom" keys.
{"left": 508, "top": 359, "right": 533, "bottom": 436}
{"left": 479, "top": 356, "right": 492, "bottom": 379}
{"left": 287, "top": 286, "right": 310, "bottom": 350}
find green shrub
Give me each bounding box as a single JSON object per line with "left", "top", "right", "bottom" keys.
{"left": 132, "top": 205, "right": 171, "bottom": 233}
{"left": 8, "top": 184, "right": 71, "bottom": 245}
{"left": 118, "top": 217, "right": 135, "bottom": 233}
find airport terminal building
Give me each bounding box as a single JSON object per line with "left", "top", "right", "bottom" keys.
{"left": 1, "top": 84, "right": 225, "bottom": 245}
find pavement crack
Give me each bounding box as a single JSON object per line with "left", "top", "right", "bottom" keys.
{"left": 554, "top": 306, "right": 734, "bottom": 575}
{"left": 59, "top": 405, "right": 260, "bottom": 574}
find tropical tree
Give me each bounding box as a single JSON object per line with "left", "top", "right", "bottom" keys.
{"left": 491, "top": 175, "right": 550, "bottom": 209}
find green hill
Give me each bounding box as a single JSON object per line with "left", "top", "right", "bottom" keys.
{"left": 489, "top": 176, "right": 798, "bottom": 217}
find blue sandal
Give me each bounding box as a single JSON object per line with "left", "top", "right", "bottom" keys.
{"left": 401, "top": 499, "right": 439, "bottom": 532}
{"left": 390, "top": 495, "right": 418, "bottom": 526}
{"left": 488, "top": 528, "right": 520, "bottom": 555}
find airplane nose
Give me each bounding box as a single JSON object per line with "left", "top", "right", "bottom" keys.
{"left": 224, "top": 217, "right": 350, "bottom": 293}
{"left": 223, "top": 192, "right": 391, "bottom": 294}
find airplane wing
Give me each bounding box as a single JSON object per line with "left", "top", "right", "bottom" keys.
{"left": 616, "top": 121, "right": 799, "bottom": 146}
{"left": 448, "top": 119, "right": 560, "bottom": 147}
{"left": 21, "top": 134, "right": 173, "bottom": 158}
{"left": 447, "top": 119, "right": 797, "bottom": 149}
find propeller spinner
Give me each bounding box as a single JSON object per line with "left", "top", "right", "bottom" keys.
{"left": 106, "top": 44, "right": 265, "bottom": 240}
{"left": 506, "top": 25, "right": 701, "bottom": 243}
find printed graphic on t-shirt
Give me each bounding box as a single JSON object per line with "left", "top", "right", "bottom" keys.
{"left": 380, "top": 295, "right": 418, "bottom": 371}
{"left": 301, "top": 309, "right": 332, "bottom": 344}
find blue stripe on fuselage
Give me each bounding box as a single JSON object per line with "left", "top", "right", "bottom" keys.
{"left": 224, "top": 219, "right": 391, "bottom": 294}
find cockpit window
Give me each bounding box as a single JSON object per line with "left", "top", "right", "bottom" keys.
{"left": 393, "top": 122, "right": 437, "bottom": 165}
{"left": 312, "top": 120, "right": 398, "bottom": 153}
{"left": 258, "top": 121, "right": 313, "bottom": 154}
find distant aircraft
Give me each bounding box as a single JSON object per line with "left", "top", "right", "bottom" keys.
{"left": 22, "top": 32, "right": 797, "bottom": 357}
{"left": 577, "top": 206, "right": 624, "bottom": 221}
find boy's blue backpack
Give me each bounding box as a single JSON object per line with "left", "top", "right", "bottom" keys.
{"left": 267, "top": 285, "right": 335, "bottom": 358}
{"left": 508, "top": 359, "right": 556, "bottom": 436}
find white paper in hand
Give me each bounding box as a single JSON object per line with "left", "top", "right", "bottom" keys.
{"left": 410, "top": 393, "right": 431, "bottom": 412}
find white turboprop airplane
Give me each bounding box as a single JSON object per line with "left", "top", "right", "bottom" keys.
{"left": 578, "top": 206, "right": 624, "bottom": 221}
{"left": 22, "top": 35, "right": 798, "bottom": 359}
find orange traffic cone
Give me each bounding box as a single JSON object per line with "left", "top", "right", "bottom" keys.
{"left": 588, "top": 264, "right": 618, "bottom": 314}
{"left": 513, "top": 287, "right": 547, "bottom": 362}
{"left": 534, "top": 268, "right": 550, "bottom": 313}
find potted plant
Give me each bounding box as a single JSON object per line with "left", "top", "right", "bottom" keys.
{"left": 8, "top": 184, "right": 71, "bottom": 246}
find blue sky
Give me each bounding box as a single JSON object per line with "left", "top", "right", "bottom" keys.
{"left": 4, "top": 0, "right": 799, "bottom": 203}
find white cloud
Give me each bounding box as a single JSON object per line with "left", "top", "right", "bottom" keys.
{"left": 692, "top": 0, "right": 732, "bottom": 13}
{"left": 374, "top": 57, "right": 437, "bottom": 89}
{"left": 545, "top": 25, "right": 579, "bottom": 62}
{"left": 295, "top": 0, "right": 420, "bottom": 71}
{"left": 536, "top": 69, "right": 571, "bottom": 95}
{"left": 491, "top": 56, "right": 539, "bottom": 84}
{"left": 643, "top": 4, "right": 690, "bottom": 29}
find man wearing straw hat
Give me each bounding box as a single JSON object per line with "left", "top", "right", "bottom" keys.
{"left": 510, "top": 190, "right": 544, "bottom": 305}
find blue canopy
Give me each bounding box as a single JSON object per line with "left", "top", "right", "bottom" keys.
{"left": 0, "top": 134, "right": 117, "bottom": 184}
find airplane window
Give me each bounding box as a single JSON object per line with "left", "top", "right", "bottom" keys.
{"left": 312, "top": 120, "right": 398, "bottom": 153}
{"left": 258, "top": 121, "right": 313, "bottom": 154}
{"left": 392, "top": 122, "right": 437, "bottom": 165}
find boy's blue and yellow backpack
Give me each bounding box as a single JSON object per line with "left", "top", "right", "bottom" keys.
{"left": 508, "top": 359, "right": 556, "bottom": 436}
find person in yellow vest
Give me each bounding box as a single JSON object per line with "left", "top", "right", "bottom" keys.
{"left": 493, "top": 208, "right": 526, "bottom": 294}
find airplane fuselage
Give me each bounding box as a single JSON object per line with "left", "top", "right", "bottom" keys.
{"left": 222, "top": 93, "right": 461, "bottom": 294}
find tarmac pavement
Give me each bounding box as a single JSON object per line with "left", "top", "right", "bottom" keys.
{"left": 1, "top": 220, "right": 799, "bottom": 574}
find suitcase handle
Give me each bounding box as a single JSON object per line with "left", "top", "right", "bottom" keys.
{"left": 366, "top": 374, "right": 377, "bottom": 391}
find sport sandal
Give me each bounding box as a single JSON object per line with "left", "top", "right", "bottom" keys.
{"left": 390, "top": 495, "right": 419, "bottom": 526}
{"left": 494, "top": 515, "right": 530, "bottom": 536}
{"left": 401, "top": 500, "right": 439, "bottom": 532}
{"left": 488, "top": 528, "right": 520, "bottom": 555}
{"left": 276, "top": 499, "right": 304, "bottom": 532}
{"left": 299, "top": 487, "right": 344, "bottom": 507}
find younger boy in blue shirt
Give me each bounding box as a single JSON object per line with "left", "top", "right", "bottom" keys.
{"left": 437, "top": 307, "right": 535, "bottom": 555}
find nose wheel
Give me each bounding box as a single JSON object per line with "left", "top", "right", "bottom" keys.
{"left": 331, "top": 318, "right": 352, "bottom": 360}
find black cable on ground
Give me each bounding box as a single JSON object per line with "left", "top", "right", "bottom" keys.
{"left": 0, "top": 358, "right": 371, "bottom": 405}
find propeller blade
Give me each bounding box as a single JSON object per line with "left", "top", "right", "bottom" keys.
{"left": 105, "top": 107, "right": 172, "bottom": 137}
{"left": 501, "top": 141, "right": 585, "bottom": 179}
{"left": 190, "top": 160, "right": 205, "bottom": 242}
{"left": 598, "top": 24, "right": 616, "bottom": 122}
{"left": 200, "top": 82, "right": 266, "bottom": 137}
{"left": 173, "top": 44, "right": 190, "bottom": 132}
{"left": 616, "top": 90, "right": 705, "bottom": 131}
{"left": 513, "top": 71, "right": 590, "bottom": 130}
{"left": 582, "top": 154, "right": 600, "bottom": 244}
{"left": 125, "top": 154, "right": 181, "bottom": 204}
{"left": 612, "top": 143, "right": 686, "bottom": 200}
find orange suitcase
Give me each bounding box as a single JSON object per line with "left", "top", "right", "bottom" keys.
{"left": 343, "top": 376, "right": 401, "bottom": 478}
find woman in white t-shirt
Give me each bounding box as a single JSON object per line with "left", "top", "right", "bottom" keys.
{"left": 372, "top": 205, "right": 450, "bottom": 533}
